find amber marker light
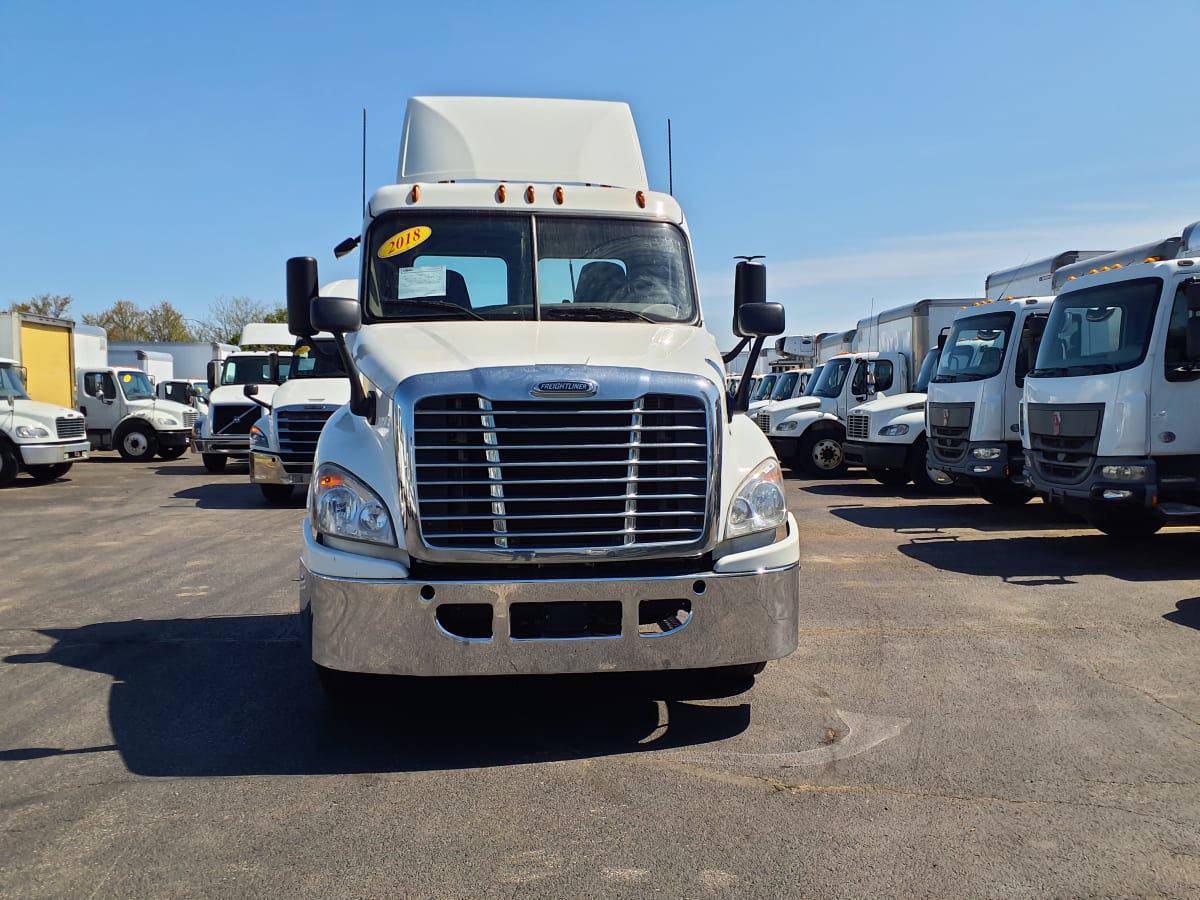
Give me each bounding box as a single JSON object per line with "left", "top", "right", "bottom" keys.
{"left": 525, "top": 185, "right": 536, "bottom": 203}
{"left": 636, "top": 190, "right": 646, "bottom": 208}
{"left": 497, "top": 184, "right": 507, "bottom": 203}
{"left": 554, "top": 186, "right": 565, "bottom": 205}
{"left": 409, "top": 185, "right": 421, "bottom": 203}
{"left": 319, "top": 471, "right": 346, "bottom": 489}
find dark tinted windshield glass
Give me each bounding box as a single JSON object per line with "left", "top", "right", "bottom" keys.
{"left": 1032, "top": 277, "right": 1162, "bottom": 376}
{"left": 913, "top": 348, "right": 941, "bottom": 393}
{"left": 933, "top": 311, "right": 1015, "bottom": 382}
{"left": 772, "top": 371, "right": 800, "bottom": 400}
{"left": 810, "top": 358, "right": 850, "bottom": 398}
{"left": 289, "top": 341, "right": 348, "bottom": 379}
{"left": 0, "top": 364, "right": 30, "bottom": 399}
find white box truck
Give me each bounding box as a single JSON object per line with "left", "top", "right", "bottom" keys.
{"left": 841, "top": 298, "right": 976, "bottom": 490}
{"left": 109, "top": 341, "right": 236, "bottom": 416}
{"left": 247, "top": 281, "right": 356, "bottom": 503}
{"left": 289, "top": 96, "right": 799, "bottom": 696}
{"left": 1022, "top": 222, "right": 1200, "bottom": 536}
{"left": 108, "top": 348, "right": 174, "bottom": 385}
{"left": 925, "top": 251, "right": 1107, "bottom": 505}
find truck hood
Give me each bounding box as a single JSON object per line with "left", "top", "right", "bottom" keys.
{"left": 850, "top": 392, "right": 926, "bottom": 415}
{"left": 349, "top": 322, "right": 725, "bottom": 398}
{"left": 209, "top": 383, "right": 280, "bottom": 405}
{"left": 3, "top": 398, "right": 84, "bottom": 426}
{"left": 270, "top": 377, "right": 352, "bottom": 408}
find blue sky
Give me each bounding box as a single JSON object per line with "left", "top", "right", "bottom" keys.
{"left": 3, "top": 0, "right": 1197, "bottom": 349}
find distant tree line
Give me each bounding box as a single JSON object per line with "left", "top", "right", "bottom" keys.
{"left": 8, "top": 294, "right": 287, "bottom": 345}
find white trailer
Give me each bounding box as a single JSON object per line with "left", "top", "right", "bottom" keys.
{"left": 815, "top": 329, "right": 856, "bottom": 363}
{"left": 108, "top": 341, "right": 237, "bottom": 380}
{"left": 108, "top": 348, "right": 174, "bottom": 385}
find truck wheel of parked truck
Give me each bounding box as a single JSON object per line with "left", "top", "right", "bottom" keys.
{"left": 798, "top": 427, "right": 847, "bottom": 477}
{"left": 115, "top": 423, "right": 157, "bottom": 461}
{"left": 0, "top": 441, "right": 19, "bottom": 488}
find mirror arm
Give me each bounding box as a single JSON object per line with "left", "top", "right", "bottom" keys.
{"left": 728, "top": 335, "right": 767, "bottom": 420}
{"left": 721, "top": 337, "right": 751, "bottom": 365}
{"left": 331, "top": 332, "right": 376, "bottom": 424}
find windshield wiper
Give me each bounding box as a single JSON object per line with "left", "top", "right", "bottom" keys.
{"left": 1030, "top": 367, "right": 1069, "bottom": 377}
{"left": 385, "top": 300, "right": 484, "bottom": 320}
{"left": 1067, "top": 363, "right": 1118, "bottom": 375}
{"left": 543, "top": 305, "right": 655, "bottom": 323}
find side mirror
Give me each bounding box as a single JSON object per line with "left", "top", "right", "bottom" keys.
{"left": 731, "top": 259, "right": 767, "bottom": 338}
{"left": 312, "top": 296, "right": 362, "bottom": 334}
{"left": 206, "top": 359, "right": 220, "bottom": 391}
{"left": 268, "top": 353, "right": 280, "bottom": 383}
{"left": 287, "top": 257, "right": 320, "bottom": 337}
{"left": 243, "top": 384, "right": 259, "bottom": 398}
{"left": 735, "top": 302, "right": 785, "bottom": 338}
{"left": 937, "top": 327, "right": 950, "bottom": 352}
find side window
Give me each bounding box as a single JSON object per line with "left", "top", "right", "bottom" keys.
{"left": 100, "top": 373, "right": 117, "bottom": 399}
{"left": 83, "top": 373, "right": 102, "bottom": 397}
{"left": 1015, "top": 314, "right": 1047, "bottom": 387}
{"left": 873, "top": 360, "right": 894, "bottom": 393}
{"left": 1164, "top": 284, "right": 1198, "bottom": 379}
{"left": 850, "top": 361, "right": 867, "bottom": 395}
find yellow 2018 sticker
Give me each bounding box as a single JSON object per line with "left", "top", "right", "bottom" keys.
{"left": 378, "top": 226, "right": 432, "bottom": 258}
{"left": 122, "top": 374, "right": 132, "bottom": 382}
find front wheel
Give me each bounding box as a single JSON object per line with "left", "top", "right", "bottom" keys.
{"left": 0, "top": 441, "right": 22, "bottom": 487}
{"left": 1086, "top": 510, "right": 1163, "bottom": 538}
{"left": 797, "top": 429, "right": 847, "bottom": 477}
{"left": 869, "top": 467, "right": 911, "bottom": 488}
{"left": 25, "top": 462, "right": 72, "bottom": 482}
{"left": 260, "top": 483, "right": 294, "bottom": 504}
{"left": 202, "top": 453, "right": 227, "bottom": 473}
{"left": 116, "top": 424, "right": 158, "bottom": 461}
{"left": 976, "top": 480, "right": 1034, "bottom": 506}
{"left": 908, "top": 436, "right": 955, "bottom": 493}
{"left": 157, "top": 446, "right": 187, "bottom": 460}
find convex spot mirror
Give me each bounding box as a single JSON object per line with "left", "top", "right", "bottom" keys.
{"left": 735, "top": 302, "right": 785, "bottom": 338}
{"left": 311, "top": 296, "right": 362, "bottom": 335}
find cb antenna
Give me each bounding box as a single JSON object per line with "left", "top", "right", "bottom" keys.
{"left": 362, "top": 107, "right": 367, "bottom": 214}
{"left": 667, "top": 118, "right": 673, "bottom": 195}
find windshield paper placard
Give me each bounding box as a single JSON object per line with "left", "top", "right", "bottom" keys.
{"left": 378, "top": 226, "right": 432, "bottom": 258}
{"left": 397, "top": 266, "right": 447, "bottom": 299}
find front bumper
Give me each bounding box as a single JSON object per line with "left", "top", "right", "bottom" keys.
{"left": 936, "top": 441, "right": 1017, "bottom": 481}
{"left": 843, "top": 440, "right": 907, "bottom": 470}
{"left": 18, "top": 440, "right": 90, "bottom": 465}
{"left": 1030, "top": 456, "right": 1159, "bottom": 510}
{"left": 192, "top": 436, "right": 249, "bottom": 457}
{"left": 250, "top": 451, "right": 310, "bottom": 486}
{"left": 159, "top": 430, "right": 191, "bottom": 450}
{"left": 302, "top": 517, "right": 801, "bottom": 677}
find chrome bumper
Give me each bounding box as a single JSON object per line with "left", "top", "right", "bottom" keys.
{"left": 19, "top": 440, "right": 90, "bottom": 465}
{"left": 192, "top": 436, "right": 248, "bottom": 456}
{"left": 301, "top": 521, "right": 801, "bottom": 677}
{"left": 250, "top": 451, "right": 309, "bottom": 486}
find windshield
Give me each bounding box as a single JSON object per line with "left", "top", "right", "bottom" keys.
{"left": 752, "top": 373, "right": 779, "bottom": 402}
{"left": 116, "top": 371, "right": 155, "bottom": 401}
{"left": 221, "top": 354, "right": 278, "bottom": 386}
{"left": 933, "top": 311, "right": 1015, "bottom": 382}
{"left": 771, "top": 371, "right": 800, "bottom": 400}
{"left": 803, "top": 366, "right": 823, "bottom": 395}
{"left": 366, "top": 213, "right": 699, "bottom": 324}
{"left": 1032, "top": 277, "right": 1162, "bottom": 376}
{"left": 0, "top": 364, "right": 30, "bottom": 400}
{"left": 810, "top": 358, "right": 851, "bottom": 398}
{"left": 289, "top": 340, "right": 348, "bottom": 379}
{"left": 912, "top": 347, "right": 941, "bottom": 393}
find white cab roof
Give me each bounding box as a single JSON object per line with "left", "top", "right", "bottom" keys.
{"left": 397, "top": 96, "right": 649, "bottom": 190}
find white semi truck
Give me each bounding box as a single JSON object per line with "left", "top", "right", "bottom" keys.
{"left": 192, "top": 323, "right": 293, "bottom": 473}
{"left": 1023, "top": 222, "right": 1200, "bottom": 536}
{"left": 925, "top": 252, "right": 1107, "bottom": 505}
{"left": 0, "top": 358, "right": 89, "bottom": 486}
{"left": 841, "top": 298, "right": 971, "bottom": 490}
{"left": 289, "top": 96, "right": 799, "bottom": 695}
{"left": 248, "top": 282, "right": 356, "bottom": 504}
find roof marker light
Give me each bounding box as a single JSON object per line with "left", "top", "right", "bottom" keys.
{"left": 497, "top": 184, "right": 507, "bottom": 203}
{"left": 525, "top": 186, "right": 536, "bottom": 203}
{"left": 409, "top": 185, "right": 421, "bottom": 203}
{"left": 636, "top": 190, "right": 647, "bottom": 209}
{"left": 554, "top": 186, "right": 565, "bottom": 205}
{"left": 1145, "top": 256, "right": 1162, "bottom": 263}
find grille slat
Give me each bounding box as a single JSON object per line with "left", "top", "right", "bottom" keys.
{"left": 413, "top": 393, "right": 710, "bottom": 551}
{"left": 846, "top": 414, "right": 870, "bottom": 441}
{"left": 928, "top": 402, "right": 974, "bottom": 465}
{"left": 1026, "top": 403, "right": 1103, "bottom": 485}
{"left": 55, "top": 417, "right": 86, "bottom": 440}
{"left": 277, "top": 407, "right": 336, "bottom": 472}
{"left": 211, "top": 403, "right": 258, "bottom": 435}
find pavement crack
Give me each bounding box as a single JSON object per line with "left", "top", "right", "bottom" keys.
{"left": 1086, "top": 662, "right": 1200, "bottom": 737}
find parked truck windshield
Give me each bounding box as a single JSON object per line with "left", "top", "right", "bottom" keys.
{"left": 289, "top": 341, "right": 347, "bottom": 379}
{"left": 1031, "top": 277, "right": 1161, "bottom": 376}
{"left": 933, "top": 311, "right": 1015, "bottom": 382}
{"left": 810, "top": 357, "right": 852, "bottom": 398}
{"left": 0, "top": 364, "right": 30, "bottom": 399}
{"left": 366, "top": 213, "right": 699, "bottom": 324}
{"left": 221, "top": 354, "right": 288, "bottom": 385}
{"left": 116, "top": 371, "right": 156, "bottom": 401}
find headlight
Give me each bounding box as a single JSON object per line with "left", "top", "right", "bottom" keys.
{"left": 249, "top": 425, "right": 269, "bottom": 448}
{"left": 1101, "top": 465, "right": 1147, "bottom": 481}
{"left": 972, "top": 447, "right": 1003, "bottom": 460}
{"left": 152, "top": 414, "right": 180, "bottom": 428}
{"left": 776, "top": 420, "right": 799, "bottom": 433}
{"left": 14, "top": 425, "right": 50, "bottom": 439}
{"left": 726, "top": 457, "right": 787, "bottom": 538}
{"left": 878, "top": 424, "right": 909, "bottom": 436}
{"left": 311, "top": 464, "right": 396, "bottom": 545}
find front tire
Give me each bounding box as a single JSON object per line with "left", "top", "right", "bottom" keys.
{"left": 797, "top": 428, "right": 847, "bottom": 477}
{"left": 0, "top": 441, "right": 20, "bottom": 487}
{"left": 116, "top": 424, "right": 158, "bottom": 461}
{"left": 25, "top": 462, "right": 72, "bottom": 482}
{"left": 976, "top": 479, "right": 1034, "bottom": 506}
{"left": 260, "top": 483, "right": 294, "bottom": 504}
{"left": 908, "top": 436, "right": 955, "bottom": 493}
{"left": 202, "top": 453, "right": 227, "bottom": 473}
{"left": 1086, "top": 510, "right": 1163, "bottom": 538}
{"left": 869, "top": 467, "right": 911, "bottom": 487}
{"left": 157, "top": 446, "right": 187, "bottom": 460}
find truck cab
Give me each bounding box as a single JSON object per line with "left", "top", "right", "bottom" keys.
{"left": 76, "top": 366, "right": 195, "bottom": 460}
{"left": 1023, "top": 222, "right": 1200, "bottom": 536}
{"left": 157, "top": 378, "right": 209, "bottom": 416}
{"left": 292, "top": 96, "right": 798, "bottom": 694}
{"left": 748, "top": 367, "right": 812, "bottom": 415}
{"left": 0, "top": 357, "right": 89, "bottom": 486}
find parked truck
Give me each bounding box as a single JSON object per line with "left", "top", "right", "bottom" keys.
{"left": 0, "top": 357, "right": 89, "bottom": 486}
{"left": 288, "top": 95, "right": 798, "bottom": 697}
{"left": 1022, "top": 222, "right": 1200, "bottom": 536}
{"left": 109, "top": 340, "right": 235, "bottom": 417}
{"left": 76, "top": 365, "right": 196, "bottom": 460}
{"left": 248, "top": 281, "right": 356, "bottom": 503}
{"left": 108, "top": 348, "right": 173, "bottom": 385}
{"left": 841, "top": 298, "right": 974, "bottom": 490}
{"left": 0, "top": 312, "right": 78, "bottom": 408}
{"left": 192, "top": 323, "right": 293, "bottom": 473}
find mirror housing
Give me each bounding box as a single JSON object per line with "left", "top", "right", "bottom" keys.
{"left": 735, "top": 302, "right": 785, "bottom": 338}
{"left": 287, "top": 257, "right": 320, "bottom": 337}
{"left": 243, "top": 383, "right": 259, "bottom": 397}
{"left": 206, "top": 359, "right": 220, "bottom": 391}
{"left": 311, "top": 296, "right": 362, "bottom": 335}
{"left": 731, "top": 259, "right": 767, "bottom": 338}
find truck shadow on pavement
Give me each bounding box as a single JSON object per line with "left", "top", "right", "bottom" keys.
{"left": 2, "top": 615, "right": 752, "bottom": 777}
{"left": 170, "top": 483, "right": 287, "bottom": 511}
{"left": 895, "top": 532, "right": 1199, "bottom": 585}
{"left": 1164, "top": 598, "right": 1200, "bottom": 630}
{"left": 830, "top": 501, "right": 1076, "bottom": 534}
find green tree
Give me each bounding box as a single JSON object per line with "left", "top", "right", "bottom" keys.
{"left": 83, "top": 300, "right": 148, "bottom": 341}
{"left": 195, "top": 296, "right": 269, "bottom": 345}
{"left": 142, "top": 302, "right": 195, "bottom": 341}
{"left": 263, "top": 306, "right": 288, "bottom": 324}
{"left": 10, "top": 294, "right": 74, "bottom": 318}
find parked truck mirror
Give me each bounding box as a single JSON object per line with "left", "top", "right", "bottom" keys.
{"left": 311, "top": 296, "right": 362, "bottom": 335}
{"left": 243, "top": 384, "right": 259, "bottom": 398}
{"left": 731, "top": 258, "right": 767, "bottom": 337}
{"left": 206, "top": 359, "right": 220, "bottom": 391}
{"left": 287, "top": 256, "right": 320, "bottom": 337}
{"left": 734, "top": 301, "right": 785, "bottom": 338}
{"left": 937, "top": 327, "right": 950, "bottom": 352}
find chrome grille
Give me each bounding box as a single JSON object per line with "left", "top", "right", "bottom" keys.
{"left": 277, "top": 407, "right": 336, "bottom": 474}
{"left": 413, "top": 394, "right": 710, "bottom": 552}
{"left": 846, "top": 413, "right": 870, "bottom": 441}
{"left": 182, "top": 409, "right": 197, "bottom": 428}
{"left": 928, "top": 402, "right": 974, "bottom": 465}
{"left": 211, "top": 403, "right": 258, "bottom": 435}
{"left": 55, "top": 417, "right": 86, "bottom": 440}
{"left": 1027, "top": 403, "right": 1103, "bottom": 485}
{"left": 756, "top": 411, "right": 770, "bottom": 433}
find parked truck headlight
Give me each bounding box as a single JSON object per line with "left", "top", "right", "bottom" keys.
{"left": 249, "top": 425, "right": 269, "bottom": 448}
{"left": 878, "top": 424, "right": 909, "bottom": 436}
{"left": 311, "top": 463, "right": 396, "bottom": 546}
{"left": 14, "top": 425, "right": 50, "bottom": 439}
{"left": 726, "top": 458, "right": 787, "bottom": 538}
{"left": 972, "top": 447, "right": 1003, "bottom": 460}
{"left": 152, "top": 413, "right": 180, "bottom": 428}
{"left": 776, "top": 421, "right": 799, "bottom": 432}
{"left": 1100, "top": 465, "right": 1147, "bottom": 481}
